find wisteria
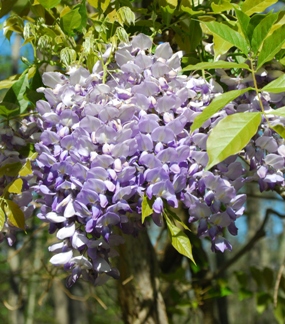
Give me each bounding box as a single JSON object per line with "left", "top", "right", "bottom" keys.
{"left": 0, "top": 117, "right": 37, "bottom": 245}
{"left": 3, "top": 33, "right": 285, "bottom": 286}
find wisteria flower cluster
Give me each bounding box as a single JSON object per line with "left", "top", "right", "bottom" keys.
{"left": 0, "top": 117, "right": 37, "bottom": 245}
{"left": 30, "top": 33, "right": 285, "bottom": 286}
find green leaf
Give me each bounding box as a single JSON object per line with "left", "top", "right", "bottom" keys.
{"left": 0, "top": 0, "right": 17, "bottom": 18}
{"left": 261, "top": 74, "right": 285, "bottom": 93}
{"left": 256, "top": 292, "right": 272, "bottom": 314}
{"left": 273, "top": 125, "right": 285, "bottom": 139}
{"left": 4, "top": 199, "right": 25, "bottom": 230}
{"left": 0, "top": 162, "right": 22, "bottom": 177}
{"left": 60, "top": 48, "right": 77, "bottom": 67}
{"left": 74, "top": 0, "right": 87, "bottom": 32}
{"left": 242, "top": 0, "right": 278, "bottom": 16}
{"left": 257, "top": 24, "right": 285, "bottom": 70}
{"left": 274, "top": 298, "right": 285, "bottom": 324}
{"left": 180, "top": 0, "right": 205, "bottom": 16}
{"left": 8, "top": 178, "right": 23, "bottom": 194}
{"left": 117, "top": 7, "right": 135, "bottom": 26}
{"left": 204, "top": 21, "right": 249, "bottom": 54}
{"left": 211, "top": 0, "right": 233, "bottom": 13}
{"left": 251, "top": 12, "right": 278, "bottom": 53}
{"left": 238, "top": 288, "right": 253, "bottom": 301}
{"left": 213, "top": 34, "right": 234, "bottom": 60}
{"left": 159, "top": 0, "right": 177, "bottom": 8}
{"left": 88, "top": 0, "right": 110, "bottom": 12}
{"left": 141, "top": 195, "right": 153, "bottom": 223}
{"left": 3, "top": 15, "right": 24, "bottom": 40}
{"left": 61, "top": 8, "right": 81, "bottom": 36}
{"left": 265, "top": 107, "right": 285, "bottom": 117}
{"left": 0, "top": 208, "right": 5, "bottom": 231}
{"left": 206, "top": 112, "right": 262, "bottom": 170}
{"left": 0, "top": 79, "right": 17, "bottom": 89}
{"left": 263, "top": 267, "right": 274, "bottom": 290}
{"left": 3, "top": 71, "right": 29, "bottom": 114}
{"left": 0, "top": 102, "right": 19, "bottom": 117}
{"left": 247, "top": 14, "right": 266, "bottom": 41}
{"left": 183, "top": 61, "right": 250, "bottom": 72}
{"left": 191, "top": 88, "right": 253, "bottom": 132}
{"left": 19, "top": 160, "right": 32, "bottom": 177}
{"left": 116, "top": 27, "right": 129, "bottom": 43}
{"left": 235, "top": 271, "right": 248, "bottom": 287}
{"left": 235, "top": 9, "right": 250, "bottom": 42}
{"left": 250, "top": 266, "right": 264, "bottom": 286}
{"left": 163, "top": 205, "right": 190, "bottom": 231}
{"left": 38, "top": 0, "right": 61, "bottom": 9}
{"left": 220, "top": 285, "right": 233, "bottom": 297}
{"left": 165, "top": 217, "right": 195, "bottom": 263}
{"left": 188, "top": 19, "right": 202, "bottom": 53}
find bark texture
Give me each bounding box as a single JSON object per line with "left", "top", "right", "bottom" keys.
{"left": 116, "top": 229, "right": 168, "bottom": 324}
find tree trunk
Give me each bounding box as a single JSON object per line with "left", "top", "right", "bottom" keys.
{"left": 116, "top": 229, "right": 168, "bottom": 324}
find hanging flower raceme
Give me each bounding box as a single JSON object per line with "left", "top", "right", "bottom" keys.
{"left": 30, "top": 33, "right": 285, "bottom": 286}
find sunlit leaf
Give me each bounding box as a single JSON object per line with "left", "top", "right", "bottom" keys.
{"left": 74, "top": 0, "right": 87, "bottom": 32}
{"left": 88, "top": 0, "right": 110, "bottom": 12}
{"left": 273, "top": 125, "right": 285, "bottom": 139}
{"left": 38, "top": 0, "right": 61, "bottom": 9}
{"left": 165, "top": 217, "right": 195, "bottom": 263}
{"left": 60, "top": 48, "right": 77, "bottom": 67}
{"left": 242, "top": 0, "right": 278, "bottom": 16}
{"left": 60, "top": 8, "right": 81, "bottom": 36}
{"left": 206, "top": 112, "right": 261, "bottom": 170}
{"left": 117, "top": 7, "right": 135, "bottom": 26}
{"left": 257, "top": 25, "right": 285, "bottom": 70}
{"left": 191, "top": 88, "right": 253, "bottom": 132}
{"left": 183, "top": 61, "right": 250, "bottom": 72}
{"left": 211, "top": 0, "right": 233, "bottom": 12}
{"left": 180, "top": 0, "right": 205, "bottom": 14}
{"left": 8, "top": 179, "right": 23, "bottom": 194}
{"left": 204, "top": 21, "right": 249, "bottom": 54}
{"left": 3, "top": 14, "right": 23, "bottom": 40}
{"left": 159, "top": 0, "right": 177, "bottom": 8}
{"left": 116, "top": 27, "right": 129, "bottom": 43}
{"left": 142, "top": 195, "right": 153, "bottom": 223}
{"left": 19, "top": 160, "right": 33, "bottom": 177}
{"left": 261, "top": 74, "right": 285, "bottom": 93}
{"left": 213, "top": 34, "right": 234, "bottom": 60}
{"left": 3, "top": 70, "right": 29, "bottom": 114}
{"left": 4, "top": 199, "right": 25, "bottom": 230}
{"left": 235, "top": 9, "right": 250, "bottom": 44}
{"left": 0, "top": 79, "right": 17, "bottom": 89}
{"left": 163, "top": 205, "right": 190, "bottom": 231}
{"left": 265, "top": 107, "right": 285, "bottom": 117}
{"left": 251, "top": 12, "right": 278, "bottom": 53}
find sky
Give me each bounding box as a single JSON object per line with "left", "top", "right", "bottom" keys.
{"left": 0, "top": 16, "right": 33, "bottom": 77}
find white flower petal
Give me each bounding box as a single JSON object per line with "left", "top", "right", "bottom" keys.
{"left": 46, "top": 212, "right": 66, "bottom": 223}
{"left": 57, "top": 223, "right": 76, "bottom": 240}
{"left": 50, "top": 250, "right": 73, "bottom": 265}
